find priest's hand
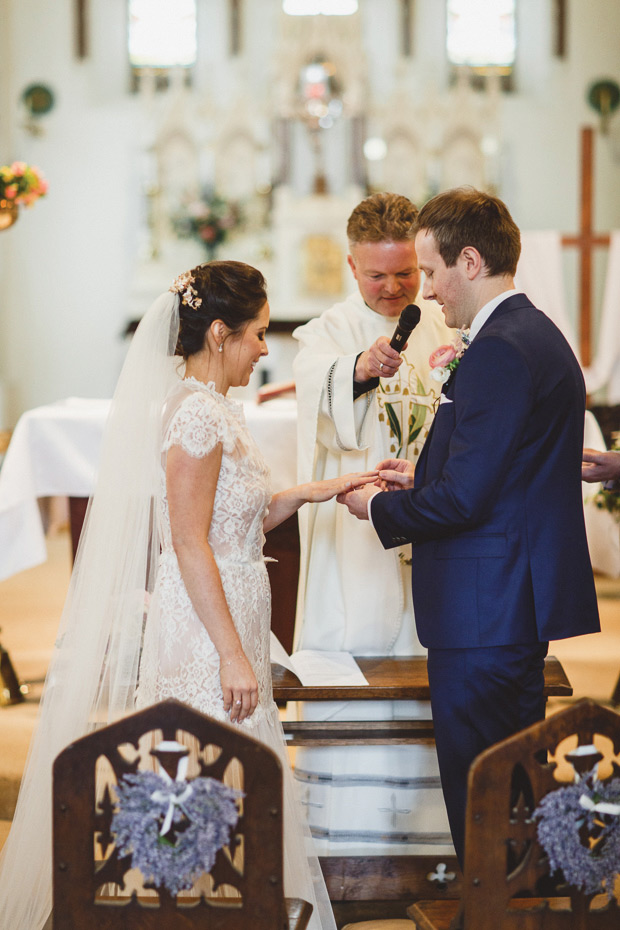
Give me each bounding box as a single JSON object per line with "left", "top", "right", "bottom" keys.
{"left": 582, "top": 448, "right": 620, "bottom": 483}
{"left": 354, "top": 336, "right": 403, "bottom": 382}
{"left": 336, "top": 483, "right": 381, "bottom": 520}
{"left": 375, "top": 458, "right": 415, "bottom": 490}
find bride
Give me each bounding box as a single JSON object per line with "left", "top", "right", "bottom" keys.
{"left": 0, "top": 260, "right": 375, "bottom": 930}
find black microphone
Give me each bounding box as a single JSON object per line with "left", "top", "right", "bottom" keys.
{"left": 389, "top": 304, "right": 421, "bottom": 352}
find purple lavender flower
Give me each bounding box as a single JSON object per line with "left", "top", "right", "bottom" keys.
{"left": 534, "top": 771, "right": 620, "bottom": 896}
{"left": 111, "top": 771, "right": 242, "bottom": 896}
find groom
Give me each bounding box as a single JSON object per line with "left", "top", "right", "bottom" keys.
{"left": 338, "top": 187, "right": 601, "bottom": 864}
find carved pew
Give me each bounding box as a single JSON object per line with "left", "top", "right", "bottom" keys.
{"left": 272, "top": 654, "right": 572, "bottom": 925}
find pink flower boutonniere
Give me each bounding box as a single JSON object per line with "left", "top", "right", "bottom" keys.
{"left": 429, "top": 329, "right": 470, "bottom": 385}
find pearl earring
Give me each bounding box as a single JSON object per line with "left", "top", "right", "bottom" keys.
{"left": 218, "top": 342, "right": 223, "bottom": 353}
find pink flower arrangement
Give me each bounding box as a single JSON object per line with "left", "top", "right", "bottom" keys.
{"left": 429, "top": 344, "right": 457, "bottom": 369}
{"left": 429, "top": 330, "right": 470, "bottom": 384}
{"left": 0, "top": 162, "right": 48, "bottom": 207}
{"left": 173, "top": 190, "right": 242, "bottom": 258}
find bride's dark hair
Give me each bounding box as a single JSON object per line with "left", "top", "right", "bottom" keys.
{"left": 175, "top": 260, "right": 267, "bottom": 359}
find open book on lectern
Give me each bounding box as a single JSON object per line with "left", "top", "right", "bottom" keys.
{"left": 269, "top": 632, "right": 369, "bottom": 687}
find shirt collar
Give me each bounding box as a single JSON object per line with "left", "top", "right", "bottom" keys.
{"left": 469, "top": 289, "right": 520, "bottom": 341}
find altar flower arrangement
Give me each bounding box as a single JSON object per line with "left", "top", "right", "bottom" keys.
{"left": 111, "top": 762, "right": 242, "bottom": 895}
{"left": 429, "top": 329, "right": 470, "bottom": 385}
{"left": 173, "top": 190, "right": 243, "bottom": 259}
{"left": 533, "top": 765, "right": 620, "bottom": 897}
{"left": 0, "top": 162, "right": 48, "bottom": 206}
{"left": 592, "top": 483, "right": 620, "bottom": 521}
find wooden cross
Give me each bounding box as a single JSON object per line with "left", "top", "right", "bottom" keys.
{"left": 561, "top": 126, "right": 610, "bottom": 367}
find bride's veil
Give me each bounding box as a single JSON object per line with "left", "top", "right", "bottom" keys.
{"left": 0, "top": 291, "right": 181, "bottom": 930}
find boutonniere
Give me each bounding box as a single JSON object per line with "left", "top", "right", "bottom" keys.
{"left": 429, "top": 329, "right": 470, "bottom": 385}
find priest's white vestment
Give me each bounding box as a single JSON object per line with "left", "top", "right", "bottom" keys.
{"left": 291, "top": 291, "right": 455, "bottom": 856}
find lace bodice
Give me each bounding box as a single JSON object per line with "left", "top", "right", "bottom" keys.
{"left": 160, "top": 379, "right": 271, "bottom": 564}
{"left": 137, "top": 378, "right": 276, "bottom": 729}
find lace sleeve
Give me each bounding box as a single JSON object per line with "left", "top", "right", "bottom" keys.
{"left": 163, "top": 393, "right": 235, "bottom": 459}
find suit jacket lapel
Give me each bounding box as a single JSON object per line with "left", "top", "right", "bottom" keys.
{"left": 415, "top": 295, "right": 534, "bottom": 491}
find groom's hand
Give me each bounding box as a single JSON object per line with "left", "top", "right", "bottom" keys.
{"left": 375, "top": 458, "right": 415, "bottom": 490}
{"left": 337, "top": 483, "right": 381, "bottom": 520}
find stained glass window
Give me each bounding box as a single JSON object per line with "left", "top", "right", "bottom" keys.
{"left": 447, "top": 0, "right": 516, "bottom": 72}
{"left": 283, "top": 0, "right": 358, "bottom": 15}
{"left": 128, "top": 0, "right": 197, "bottom": 69}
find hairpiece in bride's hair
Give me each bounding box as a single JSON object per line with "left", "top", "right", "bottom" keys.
{"left": 169, "top": 270, "right": 202, "bottom": 310}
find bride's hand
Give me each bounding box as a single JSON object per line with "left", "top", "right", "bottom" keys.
{"left": 304, "top": 471, "right": 379, "bottom": 503}
{"left": 220, "top": 653, "right": 259, "bottom": 723}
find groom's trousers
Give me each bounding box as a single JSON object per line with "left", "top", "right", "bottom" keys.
{"left": 426, "top": 640, "right": 549, "bottom": 866}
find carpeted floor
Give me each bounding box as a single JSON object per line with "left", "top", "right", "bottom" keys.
{"left": 1, "top": 529, "right": 620, "bottom": 853}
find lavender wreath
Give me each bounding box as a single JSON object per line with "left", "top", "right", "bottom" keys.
{"left": 111, "top": 770, "right": 242, "bottom": 896}
{"left": 533, "top": 769, "right": 620, "bottom": 897}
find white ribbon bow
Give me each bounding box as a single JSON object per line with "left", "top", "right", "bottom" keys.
{"left": 578, "top": 794, "right": 620, "bottom": 817}
{"left": 151, "top": 743, "right": 194, "bottom": 837}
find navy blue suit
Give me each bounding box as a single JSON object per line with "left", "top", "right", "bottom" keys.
{"left": 371, "top": 293, "right": 600, "bottom": 861}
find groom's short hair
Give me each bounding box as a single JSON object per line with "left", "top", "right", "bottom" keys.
{"left": 347, "top": 192, "right": 418, "bottom": 245}
{"left": 416, "top": 187, "right": 521, "bottom": 277}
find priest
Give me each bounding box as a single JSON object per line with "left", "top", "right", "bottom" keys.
{"left": 292, "top": 192, "right": 454, "bottom": 857}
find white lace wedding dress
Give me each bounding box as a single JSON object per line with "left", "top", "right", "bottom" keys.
{"left": 136, "top": 376, "right": 335, "bottom": 930}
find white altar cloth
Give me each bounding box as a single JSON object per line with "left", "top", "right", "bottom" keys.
{"left": 1, "top": 400, "right": 618, "bottom": 583}
{"left": 0, "top": 396, "right": 298, "bottom": 582}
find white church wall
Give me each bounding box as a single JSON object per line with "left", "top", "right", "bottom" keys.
{"left": 0, "top": 0, "right": 13, "bottom": 425}
{"left": 1, "top": 0, "right": 620, "bottom": 426}
{"left": 412, "top": 0, "right": 451, "bottom": 89}
{"left": 0, "top": 0, "right": 140, "bottom": 425}
{"left": 499, "top": 0, "right": 620, "bottom": 344}
{"left": 503, "top": 0, "right": 620, "bottom": 233}
{"left": 361, "top": 0, "right": 402, "bottom": 104}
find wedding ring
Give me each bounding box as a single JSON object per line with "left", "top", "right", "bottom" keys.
{"left": 235, "top": 699, "right": 242, "bottom": 705}
{"left": 379, "top": 362, "right": 384, "bottom": 371}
